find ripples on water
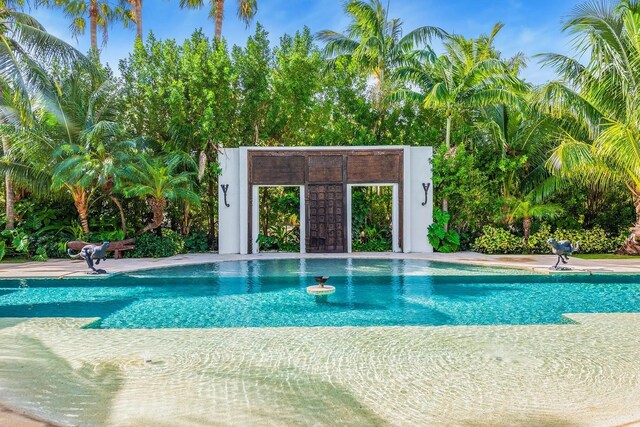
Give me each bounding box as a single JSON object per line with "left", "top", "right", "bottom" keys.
{"left": 0, "top": 259, "right": 637, "bottom": 329}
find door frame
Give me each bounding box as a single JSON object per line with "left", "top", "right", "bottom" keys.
{"left": 346, "top": 183, "right": 400, "bottom": 253}
{"left": 251, "top": 185, "right": 306, "bottom": 254}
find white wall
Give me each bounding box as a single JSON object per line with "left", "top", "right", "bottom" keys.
{"left": 404, "top": 147, "right": 434, "bottom": 253}
{"left": 219, "top": 146, "right": 433, "bottom": 254}
{"left": 217, "top": 148, "right": 241, "bottom": 254}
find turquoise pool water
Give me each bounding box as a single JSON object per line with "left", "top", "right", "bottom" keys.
{"left": 0, "top": 259, "right": 638, "bottom": 328}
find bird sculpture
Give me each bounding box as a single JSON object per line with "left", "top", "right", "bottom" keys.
{"left": 547, "top": 238, "right": 580, "bottom": 269}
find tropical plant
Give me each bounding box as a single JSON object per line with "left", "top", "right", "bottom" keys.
{"left": 123, "top": 153, "right": 200, "bottom": 233}
{"left": 398, "top": 23, "right": 525, "bottom": 149}
{"left": 428, "top": 208, "right": 460, "bottom": 252}
{"left": 506, "top": 197, "right": 564, "bottom": 244}
{"left": 0, "top": 5, "right": 85, "bottom": 230}
{"left": 538, "top": 0, "right": 640, "bottom": 254}
{"left": 178, "top": 0, "right": 257, "bottom": 40}
{"left": 41, "top": 0, "right": 135, "bottom": 54}
{"left": 51, "top": 66, "right": 134, "bottom": 235}
{"left": 317, "top": 0, "right": 445, "bottom": 139}
{"left": 396, "top": 23, "right": 526, "bottom": 215}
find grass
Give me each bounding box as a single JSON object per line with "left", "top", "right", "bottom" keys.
{"left": 573, "top": 254, "right": 635, "bottom": 260}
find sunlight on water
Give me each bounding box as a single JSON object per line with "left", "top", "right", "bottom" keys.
{"left": 0, "top": 259, "right": 637, "bottom": 329}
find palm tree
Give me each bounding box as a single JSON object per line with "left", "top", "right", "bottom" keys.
{"left": 0, "top": 4, "right": 86, "bottom": 229}
{"left": 179, "top": 0, "right": 257, "bottom": 40}
{"left": 399, "top": 23, "right": 525, "bottom": 150}
{"left": 396, "top": 23, "right": 526, "bottom": 214}
{"left": 507, "top": 197, "right": 564, "bottom": 244}
{"left": 538, "top": 0, "right": 640, "bottom": 254}
{"left": 51, "top": 69, "right": 133, "bottom": 235}
{"left": 129, "top": 0, "right": 142, "bottom": 40}
{"left": 317, "top": 0, "right": 445, "bottom": 139}
{"left": 123, "top": 154, "right": 200, "bottom": 233}
{"left": 42, "top": 0, "right": 135, "bottom": 55}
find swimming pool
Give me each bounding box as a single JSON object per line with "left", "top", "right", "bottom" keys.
{"left": 0, "top": 259, "right": 638, "bottom": 328}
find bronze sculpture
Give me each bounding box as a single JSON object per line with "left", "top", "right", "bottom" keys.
{"left": 68, "top": 242, "right": 110, "bottom": 274}
{"left": 547, "top": 238, "right": 580, "bottom": 270}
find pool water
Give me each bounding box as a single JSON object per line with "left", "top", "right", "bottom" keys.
{"left": 0, "top": 259, "right": 638, "bottom": 328}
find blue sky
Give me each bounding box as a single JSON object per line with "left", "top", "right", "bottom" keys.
{"left": 32, "top": 0, "right": 581, "bottom": 84}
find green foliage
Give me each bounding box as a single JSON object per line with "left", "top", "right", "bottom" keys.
{"left": 183, "top": 230, "right": 209, "bottom": 253}
{"left": 32, "top": 247, "right": 48, "bottom": 262}
{"left": 431, "top": 145, "right": 498, "bottom": 238}
{"left": 0, "top": 241, "right": 6, "bottom": 262}
{"left": 2, "top": 229, "right": 29, "bottom": 254}
{"left": 351, "top": 186, "right": 392, "bottom": 252}
{"left": 129, "top": 230, "right": 185, "bottom": 258}
{"left": 472, "top": 226, "right": 523, "bottom": 254}
{"left": 473, "top": 225, "right": 626, "bottom": 255}
{"left": 0, "top": 5, "right": 638, "bottom": 260}
{"left": 428, "top": 209, "right": 461, "bottom": 253}
{"left": 257, "top": 187, "right": 300, "bottom": 252}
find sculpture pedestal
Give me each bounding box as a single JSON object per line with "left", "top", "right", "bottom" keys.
{"left": 306, "top": 285, "right": 335, "bottom": 304}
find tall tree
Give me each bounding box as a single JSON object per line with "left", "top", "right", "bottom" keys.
{"left": 317, "top": 0, "right": 445, "bottom": 140}
{"left": 42, "top": 0, "right": 135, "bottom": 55}
{"left": 0, "top": 3, "right": 85, "bottom": 229}
{"left": 398, "top": 23, "right": 525, "bottom": 150}
{"left": 232, "top": 23, "right": 271, "bottom": 145}
{"left": 538, "top": 0, "right": 640, "bottom": 254}
{"left": 396, "top": 23, "right": 526, "bottom": 214}
{"left": 178, "top": 0, "right": 257, "bottom": 40}
{"left": 51, "top": 67, "right": 134, "bottom": 235}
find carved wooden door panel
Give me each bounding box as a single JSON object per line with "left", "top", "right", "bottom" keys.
{"left": 307, "top": 184, "right": 345, "bottom": 253}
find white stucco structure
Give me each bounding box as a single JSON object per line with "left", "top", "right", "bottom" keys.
{"left": 218, "top": 146, "right": 433, "bottom": 254}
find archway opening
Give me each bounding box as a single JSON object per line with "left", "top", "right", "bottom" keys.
{"left": 257, "top": 186, "right": 301, "bottom": 252}
{"left": 350, "top": 185, "right": 393, "bottom": 252}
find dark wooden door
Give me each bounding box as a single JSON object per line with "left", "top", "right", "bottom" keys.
{"left": 306, "top": 184, "right": 345, "bottom": 253}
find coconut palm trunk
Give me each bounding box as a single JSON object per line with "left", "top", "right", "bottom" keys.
{"left": 214, "top": 0, "right": 224, "bottom": 40}
{"left": 133, "top": 0, "right": 143, "bottom": 40}
{"left": 140, "top": 197, "right": 166, "bottom": 234}
{"left": 2, "top": 136, "right": 14, "bottom": 230}
{"left": 442, "top": 113, "right": 452, "bottom": 224}
{"left": 70, "top": 186, "right": 90, "bottom": 235}
{"left": 523, "top": 216, "right": 532, "bottom": 245}
{"left": 89, "top": 0, "right": 98, "bottom": 53}
{"left": 445, "top": 113, "right": 452, "bottom": 149}
{"left": 618, "top": 188, "right": 640, "bottom": 255}
{"left": 109, "top": 195, "right": 127, "bottom": 235}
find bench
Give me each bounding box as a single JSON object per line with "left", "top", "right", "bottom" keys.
{"left": 67, "top": 238, "right": 136, "bottom": 260}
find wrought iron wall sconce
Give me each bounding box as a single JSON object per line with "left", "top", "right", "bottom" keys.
{"left": 422, "top": 183, "right": 430, "bottom": 206}
{"left": 221, "top": 184, "right": 230, "bottom": 207}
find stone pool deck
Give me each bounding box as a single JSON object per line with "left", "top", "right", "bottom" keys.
{"left": 0, "top": 251, "right": 638, "bottom": 278}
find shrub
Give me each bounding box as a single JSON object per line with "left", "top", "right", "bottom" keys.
{"left": 33, "top": 247, "right": 48, "bottom": 262}
{"left": 553, "top": 227, "right": 626, "bottom": 254}
{"left": 33, "top": 234, "right": 69, "bottom": 258}
{"left": 86, "top": 229, "right": 126, "bottom": 242}
{"left": 130, "top": 229, "right": 185, "bottom": 258}
{"left": 472, "top": 226, "right": 522, "bottom": 254}
{"left": 473, "top": 225, "right": 627, "bottom": 255}
{"left": 428, "top": 209, "right": 460, "bottom": 253}
{"left": 183, "top": 230, "right": 209, "bottom": 253}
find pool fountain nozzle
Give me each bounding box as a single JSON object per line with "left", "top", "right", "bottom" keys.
{"left": 314, "top": 276, "right": 330, "bottom": 287}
